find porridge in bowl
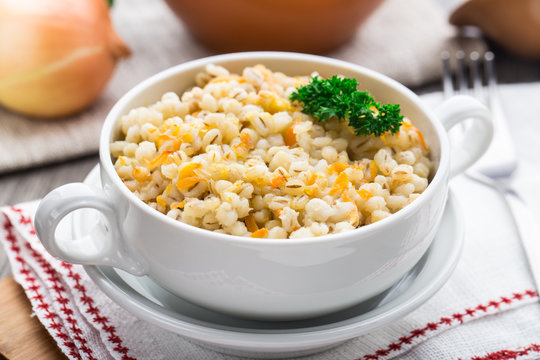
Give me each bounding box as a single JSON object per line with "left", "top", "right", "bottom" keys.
{"left": 110, "top": 64, "right": 431, "bottom": 239}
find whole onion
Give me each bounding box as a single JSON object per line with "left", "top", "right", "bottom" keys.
{"left": 0, "top": 0, "right": 130, "bottom": 118}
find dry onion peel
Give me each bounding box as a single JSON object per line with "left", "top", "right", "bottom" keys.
{"left": 0, "top": 0, "right": 130, "bottom": 118}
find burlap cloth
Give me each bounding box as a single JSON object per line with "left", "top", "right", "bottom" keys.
{"left": 0, "top": 0, "right": 458, "bottom": 173}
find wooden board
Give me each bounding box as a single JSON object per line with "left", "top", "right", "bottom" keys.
{"left": 0, "top": 276, "right": 67, "bottom": 360}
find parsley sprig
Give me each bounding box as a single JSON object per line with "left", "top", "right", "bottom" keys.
{"left": 289, "top": 75, "right": 403, "bottom": 137}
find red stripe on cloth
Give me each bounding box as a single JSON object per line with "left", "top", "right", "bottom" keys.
{"left": 61, "top": 261, "right": 137, "bottom": 360}
{"left": 3, "top": 215, "right": 83, "bottom": 360}
{"left": 359, "top": 290, "right": 539, "bottom": 360}
{"left": 9, "top": 206, "right": 137, "bottom": 360}
{"left": 23, "top": 242, "right": 97, "bottom": 360}
{"left": 472, "top": 343, "right": 540, "bottom": 360}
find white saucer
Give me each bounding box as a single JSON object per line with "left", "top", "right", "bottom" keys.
{"left": 78, "top": 165, "right": 463, "bottom": 358}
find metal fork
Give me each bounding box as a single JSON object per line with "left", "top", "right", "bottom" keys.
{"left": 442, "top": 51, "right": 540, "bottom": 292}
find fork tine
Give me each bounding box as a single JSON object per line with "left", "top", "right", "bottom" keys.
{"left": 441, "top": 51, "right": 454, "bottom": 98}
{"left": 455, "top": 50, "right": 468, "bottom": 95}
{"left": 469, "top": 51, "right": 485, "bottom": 103}
{"left": 484, "top": 51, "right": 496, "bottom": 104}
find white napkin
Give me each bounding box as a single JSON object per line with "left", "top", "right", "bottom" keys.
{"left": 0, "top": 0, "right": 457, "bottom": 173}
{"left": 2, "top": 81, "right": 540, "bottom": 359}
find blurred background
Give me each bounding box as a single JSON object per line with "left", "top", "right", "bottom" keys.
{"left": 0, "top": 0, "right": 539, "bottom": 205}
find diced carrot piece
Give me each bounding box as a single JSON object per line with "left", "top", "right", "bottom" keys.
{"left": 157, "top": 134, "right": 171, "bottom": 148}
{"left": 369, "top": 160, "right": 378, "bottom": 179}
{"left": 357, "top": 189, "right": 373, "bottom": 200}
{"left": 170, "top": 201, "right": 185, "bottom": 209}
{"left": 178, "top": 162, "right": 202, "bottom": 179}
{"left": 285, "top": 125, "right": 296, "bottom": 147}
{"left": 304, "top": 186, "right": 318, "bottom": 197}
{"left": 341, "top": 191, "right": 353, "bottom": 203}
{"left": 329, "top": 172, "right": 349, "bottom": 195}
{"left": 240, "top": 132, "right": 254, "bottom": 149}
{"left": 328, "top": 162, "right": 348, "bottom": 174}
{"left": 270, "top": 175, "right": 286, "bottom": 188}
{"left": 245, "top": 213, "right": 259, "bottom": 233}
{"left": 145, "top": 151, "right": 171, "bottom": 170}
{"left": 156, "top": 195, "right": 167, "bottom": 208}
{"left": 132, "top": 166, "right": 149, "bottom": 181}
{"left": 176, "top": 176, "right": 206, "bottom": 191}
{"left": 307, "top": 174, "right": 318, "bottom": 186}
{"left": 250, "top": 228, "right": 269, "bottom": 238}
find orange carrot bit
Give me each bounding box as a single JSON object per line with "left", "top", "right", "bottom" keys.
{"left": 284, "top": 125, "right": 297, "bottom": 147}
{"left": 132, "top": 166, "right": 149, "bottom": 182}
{"left": 250, "top": 228, "right": 269, "bottom": 238}
{"left": 357, "top": 189, "right": 373, "bottom": 200}
{"left": 179, "top": 132, "right": 193, "bottom": 142}
{"left": 341, "top": 191, "right": 353, "bottom": 203}
{"left": 307, "top": 173, "right": 319, "bottom": 186}
{"left": 369, "top": 160, "right": 379, "bottom": 180}
{"left": 176, "top": 176, "right": 206, "bottom": 191}
{"left": 170, "top": 201, "right": 185, "bottom": 210}
{"left": 245, "top": 213, "right": 259, "bottom": 233}
{"left": 156, "top": 134, "right": 171, "bottom": 148}
{"left": 410, "top": 126, "right": 428, "bottom": 152}
{"left": 270, "top": 175, "right": 286, "bottom": 188}
{"left": 329, "top": 172, "right": 350, "bottom": 195}
{"left": 304, "top": 185, "right": 318, "bottom": 197}
{"left": 178, "top": 162, "right": 202, "bottom": 179}
{"left": 156, "top": 195, "right": 167, "bottom": 208}
{"left": 328, "top": 162, "right": 348, "bottom": 174}
{"left": 240, "top": 132, "right": 254, "bottom": 149}
{"left": 145, "top": 151, "right": 171, "bottom": 170}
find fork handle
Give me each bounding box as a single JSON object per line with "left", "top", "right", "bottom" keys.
{"left": 434, "top": 95, "right": 493, "bottom": 177}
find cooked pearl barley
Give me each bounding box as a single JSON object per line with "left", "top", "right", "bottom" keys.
{"left": 371, "top": 210, "right": 391, "bottom": 223}
{"left": 414, "top": 162, "right": 430, "bottom": 178}
{"left": 386, "top": 195, "right": 408, "bottom": 212}
{"left": 310, "top": 222, "right": 329, "bottom": 236}
{"left": 321, "top": 146, "right": 338, "bottom": 162}
{"left": 289, "top": 227, "right": 314, "bottom": 239}
{"left": 268, "top": 226, "right": 288, "bottom": 239}
{"left": 365, "top": 196, "right": 387, "bottom": 213}
{"left": 335, "top": 221, "right": 355, "bottom": 233}
{"left": 112, "top": 64, "right": 431, "bottom": 238}
{"left": 395, "top": 150, "right": 416, "bottom": 165}
{"left": 279, "top": 207, "right": 300, "bottom": 232}
{"left": 216, "top": 202, "right": 237, "bottom": 226}
{"left": 225, "top": 221, "right": 249, "bottom": 236}
{"left": 305, "top": 199, "right": 333, "bottom": 222}
{"left": 393, "top": 183, "right": 416, "bottom": 197}
{"left": 392, "top": 164, "right": 414, "bottom": 182}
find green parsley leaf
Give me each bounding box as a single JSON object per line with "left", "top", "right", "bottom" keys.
{"left": 289, "top": 75, "right": 403, "bottom": 137}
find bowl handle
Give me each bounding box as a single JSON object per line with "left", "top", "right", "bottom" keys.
{"left": 434, "top": 94, "right": 493, "bottom": 177}
{"left": 34, "top": 182, "right": 147, "bottom": 275}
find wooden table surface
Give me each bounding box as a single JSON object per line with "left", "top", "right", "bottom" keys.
{"left": 0, "top": 41, "right": 538, "bottom": 359}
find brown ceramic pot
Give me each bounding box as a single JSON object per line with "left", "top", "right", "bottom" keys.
{"left": 164, "top": 0, "right": 384, "bottom": 54}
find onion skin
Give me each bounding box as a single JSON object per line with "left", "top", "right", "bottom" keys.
{"left": 0, "top": 0, "right": 130, "bottom": 118}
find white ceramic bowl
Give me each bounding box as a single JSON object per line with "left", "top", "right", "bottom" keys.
{"left": 34, "top": 52, "right": 492, "bottom": 320}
